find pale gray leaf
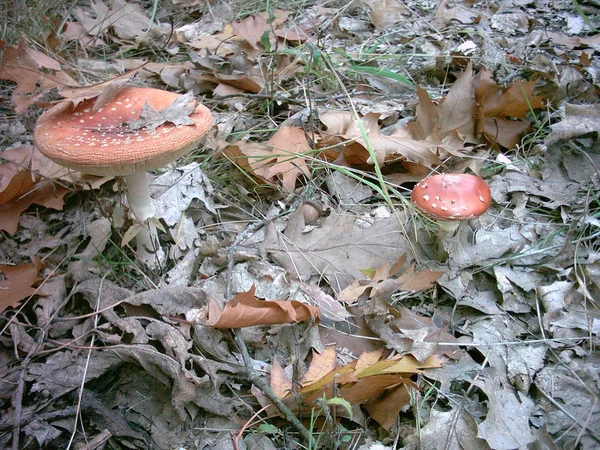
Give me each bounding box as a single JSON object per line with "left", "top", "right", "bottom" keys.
{"left": 129, "top": 91, "right": 197, "bottom": 132}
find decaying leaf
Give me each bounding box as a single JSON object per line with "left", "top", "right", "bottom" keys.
{"left": 0, "top": 257, "right": 45, "bottom": 313}
{"left": 259, "top": 347, "right": 442, "bottom": 428}
{"left": 299, "top": 283, "right": 352, "bottom": 322}
{"left": 364, "top": 301, "right": 462, "bottom": 363}
{"left": 263, "top": 208, "right": 412, "bottom": 292}
{"left": 0, "top": 146, "right": 69, "bottom": 234}
{"left": 474, "top": 375, "right": 536, "bottom": 449}
{"left": 361, "top": 0, "right": 410, "bottom": 29}
{"left": 207, "top": 285, "right": 320, "bottom": 328}
{"left": 225, "top": 126, "right": 312, "bottom": 191}
{"left": 0, "top": 38, "right": 79, "bottom": 113}
{"left": 71, "top": 0, "right": 160, "bottom": 44}
{"left": 339, "top": 257, "right": 445, "bottom": 303}
{"left": 404, "top": 407, "right": 487, "bottom": 449}
{"left": 129, "top": 91, "right": 197, "bottom": 132}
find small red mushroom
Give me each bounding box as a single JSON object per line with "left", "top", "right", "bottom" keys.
{"left": 411, "top": 173, "right": 491, "bottom": 231}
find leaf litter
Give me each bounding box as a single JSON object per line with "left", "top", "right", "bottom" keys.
{"left": 1, "top": 0, "right": 599, "bottom": 449}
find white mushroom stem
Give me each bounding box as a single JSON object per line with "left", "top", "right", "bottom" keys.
{"left": 436, "top": 219, "right": 461, "bottom": 233}
{"left": 124, "top": 171, "right": 165, "bottom": 267}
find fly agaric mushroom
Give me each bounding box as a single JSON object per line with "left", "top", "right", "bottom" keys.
{"left": 411, "top": 173, "right": 491, "bottom": 231}
{"left": 34, "top": 87, "right": 213, "bottom": 267}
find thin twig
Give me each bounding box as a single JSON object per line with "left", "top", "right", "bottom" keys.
{"left": 65, "top": 273, "right": 108, "bottom": 450}
{"left": 538, "top": 387, "right": 600, "bottom": 442}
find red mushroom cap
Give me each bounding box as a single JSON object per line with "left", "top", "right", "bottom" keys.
{"left": 33, "top": 87, "right": 213, "bottom": 177}
{"left": 411, "top": 174, "right": 491, "bottom": 220}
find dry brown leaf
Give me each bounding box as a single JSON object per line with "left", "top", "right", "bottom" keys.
{"left": 337, "top": 375, "right": 413, "bottom": 406}
{"left": 0, "top": 38, "right": 79, "bottom": 113}
{"left": 299, "top": 283, "right": 352, "bottom": 322}
{"left": 437, "top": 62, "right": 475, "bottom": 136}
{"left": 355, "top": 349, "right": 385, "bottom": 373}
{"left": 318, "top": 111, "right": 442, "bottom": 169}
{"left": 339, "top": 259, "right": 444, "bottom": 303}
{"left": 58, "top": 75, "right": 138, "bottom": 109}
{"left": 225, "top": 127, "right": 312, "bottom": 191}
{"left": 361, "top": 0, "right": 410, "bottom": 29}
{"left": 186, "top": 52, "right": 265, "bottom": 94}
{"left": 300, "top": 347, "right": 337, "bottom": 386}
{"left": 474, "top": 69, "right": 544, "bottom": 148}
{"left": 0, "top": 258, "right": 45, "bottom": 313}
{"left": 407, "top": 87, "right": 438, "bottom": 141}
{"left": 266, "top": 126, "right": 313, "bottom": 190}
{"left": 434, "top": 0, "right": 480, "bottom": 26}
{"left": 364, "top": 384, "right": 411, "bottom": 430}
{"left": 377, "top": 308, "right": 462, "bottom": 361}
{"left": 207, "top": 285, "right": 320, "bottom": 328}
{"left": 72, "top": 0, "right": 157, "bottom": 44}
{"left": 265, "top": 210, "right": 412, "bottom": 293}
{"left": 270, "top": 359, "right": 292, "bottom": 399}
{"left": 478, "top": 117, "right": 532, "bottom": 149}
{"left": 338, "top": 263, "right": 390, "bottom": 303}
{"left": 476, "top": 71, "right": 543, "bottom": 119}
{"left": 184, "top": 24, "right": 245, "bottom": 58}
{"left": 0, "top": 149, "right": 69, "bottom": 234}
{"left": 260, "top": 348, "right": 441, "bottom": 428}
{"left": 231, "top": 14, "right": 270, "bottom": 50}
{"left": 319, "top": 110, "right": 355, "bottom": 135}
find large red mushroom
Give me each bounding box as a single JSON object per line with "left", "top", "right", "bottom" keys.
{"left": 34, "top": 87, "right": 213, "bottom": 268}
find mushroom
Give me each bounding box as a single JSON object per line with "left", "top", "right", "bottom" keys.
{"left": 34, "top": 87, "right": 213, "bottom": 267}
{"left": 411, "top": 173, "right": 491, "bottom": 232}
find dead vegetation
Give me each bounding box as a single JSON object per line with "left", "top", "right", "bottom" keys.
{"left": 0, "top": 0, "right": 599, "bottom": 449}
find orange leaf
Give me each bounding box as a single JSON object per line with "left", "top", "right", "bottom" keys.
{"left": 339, "top": 375, "right": 414, "bottom": 405}
{"left": 301, "top": 347, "right": 337, "bottom": 386}
{"left": 478, "top": 117, "right": 531, "bottom": 149}
{"left": 0, "top": 164, "right": 68, "bottom": 234}
{"left": 207, "top": 285, "right": 320, "bottom": 328}
{"left": 297, "top": 360, "right": 358, "bottom": 396}
{"left": 382, "top": 354, "right": 443, "bottom": 374}
{"left": 476, "top": 70, "right": 544, "bottom": 119}
{"left": 265, "top": 126, "right": 312, "bottom": 191}
{"left": 364, "top": 384, "right": 412, "bottom": 430}
{"left": 231, "top": 15, "right": 270, "bottom": 49}
{"left": 0, "top": 258, "right": 45, "bottom": 313}
{"left": 355, "top": 349, "right": 385, "bottom": 373}
{"left": 270, "top": 359, "right": 292, "bottom": 399}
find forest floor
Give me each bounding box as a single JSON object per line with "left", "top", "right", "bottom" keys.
{"left": 1, "top": 0, "right": 599, "bottom": 449}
